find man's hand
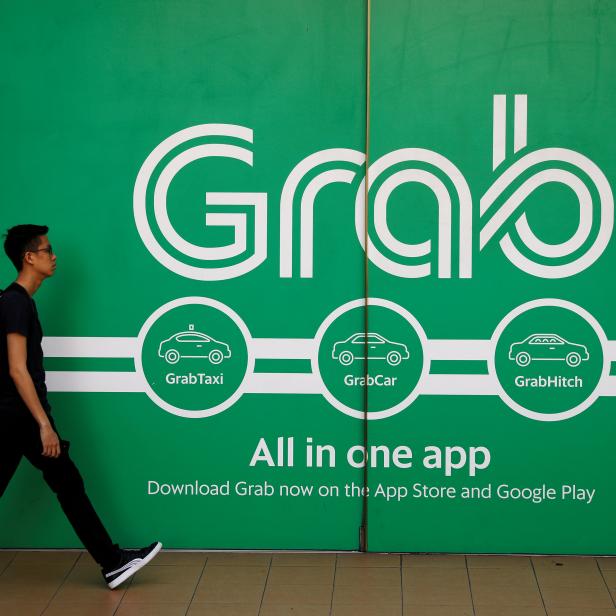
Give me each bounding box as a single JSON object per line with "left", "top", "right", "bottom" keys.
{"left": 40, "top": 424, "right": 60, "bottom": 458}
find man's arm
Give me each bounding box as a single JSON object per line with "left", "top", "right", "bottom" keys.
{"left": 7, "top": 332, "right": 60, "bottom": 458}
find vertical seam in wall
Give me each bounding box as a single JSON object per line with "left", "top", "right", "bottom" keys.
{"left": 361, "top": 0, "right": 371, "bottom": 553}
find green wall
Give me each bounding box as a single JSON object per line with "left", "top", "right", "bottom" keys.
{"left": 1, "top": 0, "right": 615, "bottom": 553}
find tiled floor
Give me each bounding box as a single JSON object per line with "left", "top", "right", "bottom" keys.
{"left": 1, "top": 550, "right": 616, "bottom": 615}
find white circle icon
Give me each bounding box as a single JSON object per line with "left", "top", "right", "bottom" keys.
{"left": 488, "top": 298, "right": 609, "bottom": 421}
{"left": 312, "top": 298, "right": 429, "bottom": 420}
{"left": 135, "top": 296, "right": 254, "bottom": 418}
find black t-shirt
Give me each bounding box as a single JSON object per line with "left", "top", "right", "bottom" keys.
{"left": 0, "top": 282, "right": 48, "bottom": 409}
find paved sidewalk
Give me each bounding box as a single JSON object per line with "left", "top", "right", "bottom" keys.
{"left": 1, "top": 550, "right": 616, "bottom": 615}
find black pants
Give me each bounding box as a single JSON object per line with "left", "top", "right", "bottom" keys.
{"left": 0, "top": 405, "right": 120, "bottom": 569}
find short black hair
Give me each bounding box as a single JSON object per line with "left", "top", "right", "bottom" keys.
{"left": 4, "top": 224, "right": 49, "bottom": 271}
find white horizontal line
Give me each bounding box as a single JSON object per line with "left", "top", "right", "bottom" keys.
{"left": 44, "top": 372, "right": 616, "bottom": 399}
{"left": 43, "top": 337, "right": 137, "bottom": 358}
{"left": 40, "top": 337, "right": 616, "bottom": 364}
{"left": 42, "top": 337, "right": 318, "bottom": 360}
{"left": 46, "top": 371, "right": 142, "bottom": 392}
{"left": 245, "top": 372, "right": 321, "bottom": 394}
{"left": 422, "top": 374, "right": 498, "bottom": 395}
{"left": 600, "top": 376, "right": 616, "bottom": 396}
{"left": 426, "top": 340, "right": 491, "bottom": 361}
{"left": 46, "top": 371, "right": 501, "bottom": 396}
{"left": 252, "top": 338, "right": 315, "bottom": 360}
{"left": 45, "top": 371, "right": 323, "bottom": 395}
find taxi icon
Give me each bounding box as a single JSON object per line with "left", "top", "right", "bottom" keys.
{"left": 332, "top": 332, "right": 409, "bottom": 367}
{"left": 508, "top": 333, "right": 589, "bottom": 368}
{"left": 158, "top": 325, "right": 231, "bottom": 365}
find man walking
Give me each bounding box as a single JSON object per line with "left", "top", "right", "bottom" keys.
{"left": 0, "top": 224, "right": 161, "bottom": 589}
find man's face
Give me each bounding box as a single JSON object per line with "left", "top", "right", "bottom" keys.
{"left": 25, "top": 235, "right": 57, "bottom": 278}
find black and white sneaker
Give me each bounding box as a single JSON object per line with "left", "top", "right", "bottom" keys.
{"left": 102, "top": 541, "right": 162, "bottom": 589}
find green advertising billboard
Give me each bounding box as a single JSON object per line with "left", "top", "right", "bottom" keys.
{"left": 1, "top": 0, "right": 615, "bottom": 554}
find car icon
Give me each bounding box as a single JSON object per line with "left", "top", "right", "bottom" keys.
{"left": 332, "top": 332, "right": 409, "bottom": 367}
{"left": 508, "top": 333, "right": 589, "bottom": 368}
{"left": 158, "top": 326, "right": 231, "bottom": 365}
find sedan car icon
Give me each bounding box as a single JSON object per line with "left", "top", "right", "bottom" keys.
{"left": 332, "top": 332, "right": 409, "bottom": 367}
{"left": 158, "top": 325, "right": 231, "bottom": 365}
{"left": 508, "top": 333, "right": 589, "bottom": 368}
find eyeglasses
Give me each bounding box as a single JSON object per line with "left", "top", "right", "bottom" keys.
{"left": 29, "top": 245, "right": 54, "bottom": 256}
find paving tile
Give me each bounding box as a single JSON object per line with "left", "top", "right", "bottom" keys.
{"left": 51, "top": 585, "right": 122, "bottom": 609}
{"left": 474, "top": 608, "right": 547, "bottom": 616}
{"left": 0, "top": 601, "right": 47, "bottom": 616}
{"left": 130, "top": 564, "right": 203, "bottom": 585}
{"left": 467, "top": 555, "right": 532, "bottom": 569}
{"left": 404, "top": 575, "right": 469, "bottom": 591}
{"left": 337, "top": 553, "right": 401, "bottom": 567}
{"left": 262, "top": 584, "right": 332, "bottom": 606}
{"left": 471, "top": 583, "right": 543, "bottom": 607}
{"left": 12, "top": 551, "right": 80, "bottom": 567}
{"left": 332, "top": 606, "right": 402, "bottom": 616}
{"left": 43, "top": 604, "right": 118, "bottom": 616}
{"left": 203, "top": 552, "right": 271, "bottom": 567}
{"left": 335, "top": 565, "right": 400, "bottom": 587}
{"left": 267, "top": 565, "right": 334, "bottom": 586}
{"left": 52, "top": 569, "right": 125, "bottom": 605}
{"left": 532, "top": 556, "right": 598, "bottom": 572}
{"left": 469, "top": 566, "right": 538, "bottom": 588}
{"left": 150, "top": 551, "right": 208, "bottom": 567}
{"left": 272, "top": 553, "right": 336, "bottom": 567}
{"left": 0, "top": 581, "right": 63, "bottom": 604}
{"left": 541, "top": 584, "right": 615, "bottom": 609}
{"left": 10, "top": 550, "right": 616, "bottom": 616}
{"left": 404, "top": 607, "right": 474, "bottom": 616}
{"left": 0, "top": 564, "right": 71, "bottom": 602}
{"left": 74, "top": 552, "right": 99, "bottom": 568}
{"left": 115, "top": 604, "right": 189, "bottom": 616}
{"left": 121, "top": 582, "right": 198, "bottom": 604}
{"left": 402, "top": 567, "right": 469, "bottom": 586}
{"left": 200, "top": 565, "right": 269, "bottom": 586}
{"left": 0, "top": 551, "right": 17, "bottom": 571}
{"left": 402, "top": 555, "right": 466, "bottom": 569}
{"left": 599, "top": 568, "right": 616, "bottom": 588}
{"left": 598, "top": 558, "right": 616, "bottom": 571}
{"left": 403, "top": 581, "right": 472, "bottom": 607}
{"left": 187, "top": 604, "right": 259, "bottom": 616}
{"left": 192, "top": 580, "right": 264, "bottom": 605}
{"left": 535, "top": 566, "right": 606, "bottom": 589}
{"left": 547, "top": 609, "right": 616, "bottom": 616}
{"left": 4, "top": 560, "right": 76, "bottom": 578}
{"left": 259, "top": 605, "right": 332, "bottom": 615}
{"left": 333, "top": 584, "right": 402, "bottom": 606}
